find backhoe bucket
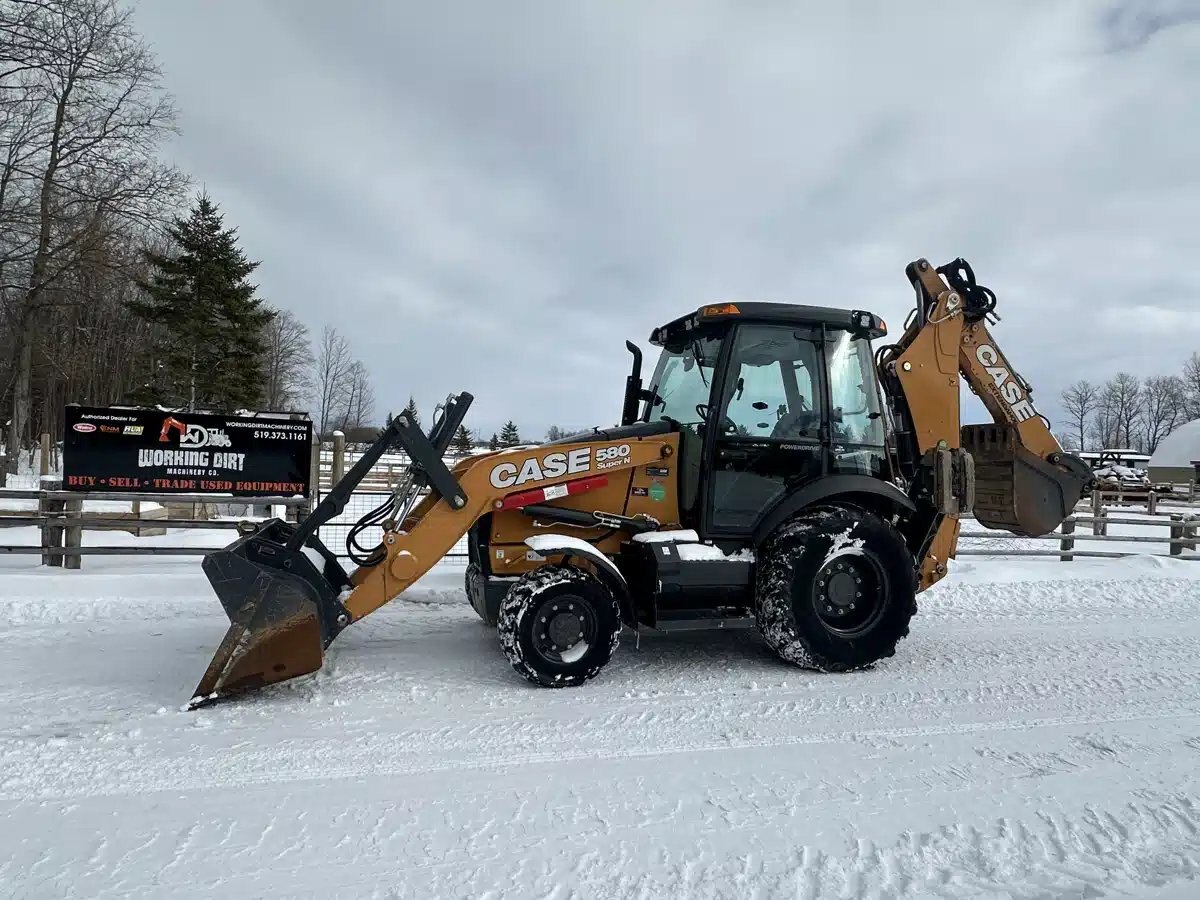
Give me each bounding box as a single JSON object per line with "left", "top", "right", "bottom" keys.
{"left": 963, "top": 424, "right": 1093, "bottom": 536}
{"left": 190, "top": 520, "right": 352, "bottom": 708}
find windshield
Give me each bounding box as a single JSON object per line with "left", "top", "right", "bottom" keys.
{"left": 720, "top": 324, "right": 822, "bottom": 439}
{"left": 643, "top": 335, "right": 722, "bottom": 428}
{"left": 827, "top": 330, "right": 885, "bottom": 446}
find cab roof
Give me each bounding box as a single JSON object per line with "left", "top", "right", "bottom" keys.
{"left": 649, "top": 302, "right": 886, "bottom": 347}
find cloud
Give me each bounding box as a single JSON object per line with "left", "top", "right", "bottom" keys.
{"left": 134, "top": 0, "right": 1199, "bottom": 437}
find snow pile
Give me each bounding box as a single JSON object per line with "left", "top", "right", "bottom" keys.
{"left": 1094, "top": 464, "right": 1149, "bottom": 487}
{"left": 633, "top": 530, "right": 754, "bottom": 562}
{"left": 1, "top": 554, "right": 1199, "bottom": 896}
{"left": 632, "top": 529, "right": 701, "bottom": 544}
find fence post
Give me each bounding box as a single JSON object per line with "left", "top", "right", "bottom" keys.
{"left": 332, "top": 432, "right": 346, "bottom": 485}
{"left": 1169, "top": 514, "right": 1183, "bottom": 557}
{"left": 1059, "top": 517, "right": 1075, "bottom": 562}
{"left": 40, "top": 482, "right": 64, "bottom": 567}
{"left": 1147, "top": 490, "right": 1157, "bottom": 515}
{"left": 1185, "top": 516, "right": 1198, "bottom": 553}
{"left": 302, "top": 435, "right": 321, "bottom": 520}
{"left": 63, "top": 496, "right": 82, "bottom": 570}
{"left": 39, "top": 432, "right": 51, "bottom": 477}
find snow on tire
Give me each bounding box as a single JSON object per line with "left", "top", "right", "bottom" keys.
{"left": 497, "top": 565, "right": 621, "bottom": 688}
{"left": 755, "top": 505, "right": 917, "bottom": 672}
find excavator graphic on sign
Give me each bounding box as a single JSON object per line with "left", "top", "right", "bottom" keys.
{"left": 189, "top": 258, "right": 1092, "bottom": 707}
{"left": 159, "top": 416, "right": 187, "bottom": 443}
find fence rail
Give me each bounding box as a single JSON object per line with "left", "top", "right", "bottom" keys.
{"left": 1, "top": 486, "right": 309, "bottom": 569}
{"left": 958, "top": 508, "right": 1198, "bottom": 561}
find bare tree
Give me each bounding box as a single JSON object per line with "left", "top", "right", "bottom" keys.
{"left": 1094, "top": 373, "right": 1143, "bottom": 451}
{"left": 2, "top": 0, "right": 185, "bottom": 472}
{"left": 1060, "top": 380, "right": 1098, "bottom": 452}
{"left": 1182, "top": 352, "right": 1200, "bottom": 421}
{"left": 312, "top": 326, "right": 353, "bottom": 434}
{"left": 1140, "top": 375, "right": 1185, "bottom": 454}
{"left": 262, "top": 309, "right": 312, "bottom": 410}
{"left": 339, "top": 359, "right": 375, "bottom": 431}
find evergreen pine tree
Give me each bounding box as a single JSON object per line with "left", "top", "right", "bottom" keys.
{"left": 127, "top": 193, "right": 272, "bottom": 410}
{"left": 488, "top": 432, "right": 500, "bottom": 451}
{"left": 402, "top": 396, "right": 421, "bottom": 430}
{"left": 499, "top": 420, "right": 521, "bottom": 446}
{"left": 451, "top": 424, "right": 474, "bottom": 455}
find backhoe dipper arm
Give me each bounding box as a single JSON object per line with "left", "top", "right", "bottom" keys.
{"left": 881, "top": 259, "right": 1091, "bottom": 589}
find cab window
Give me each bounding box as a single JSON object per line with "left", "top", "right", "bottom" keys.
{"left": 719, "top": 325, "right": 821, "bottom": 439}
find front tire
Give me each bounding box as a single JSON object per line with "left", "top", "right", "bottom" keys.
{"left": 756, "top": 505, "right": 916, "bottom": 671}
{"left": 498, "top": 565, "right": 621, "bottom": 687}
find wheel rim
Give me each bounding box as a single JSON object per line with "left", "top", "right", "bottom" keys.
{"left": 530, "top": 593, "right": 597, "bottom": 666}
{"left": 811, "top": 552, "right": 886, "bottom": 636}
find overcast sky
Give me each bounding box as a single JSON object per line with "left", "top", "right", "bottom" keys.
{"left": 133, "top": 1, "right": 1198, "bottom": 439}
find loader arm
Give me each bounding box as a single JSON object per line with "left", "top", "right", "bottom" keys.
{"left": 191, "top": 403, "right": 675, "bottom": 705}
{"left": 881, "top": 258, "right": 1091, "bottom": 589}
{"left": 342, "top": 438, "right": 674, "bottom": 621}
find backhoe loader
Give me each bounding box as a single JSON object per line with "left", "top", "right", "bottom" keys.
{"left": 190, "top": 257, "right": 1092, "bottom": 707}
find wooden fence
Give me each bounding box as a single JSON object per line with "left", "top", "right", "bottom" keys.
{"left": 957, "top": 511, "right": 1199, "bottom": 560}
{"left": 0, "top": 487, "right": 311, "bottom": 569}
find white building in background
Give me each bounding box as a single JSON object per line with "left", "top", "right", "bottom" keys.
{"left": 1148, "top": 419, "right": 1200, "bottom": 485}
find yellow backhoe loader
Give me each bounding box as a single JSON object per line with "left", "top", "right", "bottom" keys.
{"left": 190, "top": 257, "right": 1092, "bottom": 707}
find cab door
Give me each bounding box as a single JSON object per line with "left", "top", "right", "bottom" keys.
{"left": 701, "top": 323, "right": 828, "bottom": 538}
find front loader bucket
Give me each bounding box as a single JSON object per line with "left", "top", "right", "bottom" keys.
{"left": 963, "top": 424, "right": 1093, "bottom": 536}
{"left": 188, "top": 391, "right": 474, "bottom": 708}
{"left": 190, "top": 520, "right": 352, "bottom": 708}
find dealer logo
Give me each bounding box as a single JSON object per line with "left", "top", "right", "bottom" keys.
{"left": 123, "top": 425, "right": 144, "bottom": 436}
{"left": 73, "top": 422, "right": 96, "bottom": 433}
{"left": 159, "top": 415, "right": 232, "bottom": 449}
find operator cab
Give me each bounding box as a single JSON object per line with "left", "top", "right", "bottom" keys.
{"left": 629, "top": 302, "right": 890, "bottom": 540}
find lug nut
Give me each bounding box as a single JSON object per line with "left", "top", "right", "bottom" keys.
{"left": 856, "top": 592, "right": 862, "bottom": 598}
{"left": 849, "top": 603, "right": 856, "bottom": 610}
{"left": 826, "top": 605, "right": 833, "bottom": 613}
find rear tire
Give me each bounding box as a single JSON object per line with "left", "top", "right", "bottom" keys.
{"left": 498, "top": 565, "right": 621, "bottom": 687}
{"left": 755, "top": 505, "right": 916, "bottom": 671}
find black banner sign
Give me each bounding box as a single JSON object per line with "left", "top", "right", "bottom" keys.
{"left": 63, "top": 406, "right": 313, "bottom": 496}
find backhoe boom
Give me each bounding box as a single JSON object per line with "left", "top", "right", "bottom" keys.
{"left": 881, "top": 259, "right": 1091, "bottom": 588}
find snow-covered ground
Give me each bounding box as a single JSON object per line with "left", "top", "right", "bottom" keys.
{"left": 2, "top": 542, "right": 1200, "bottom": 897}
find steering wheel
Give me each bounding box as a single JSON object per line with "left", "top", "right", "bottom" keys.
{"left": 695, "top": 404, "right": 738, "bottom": 434}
